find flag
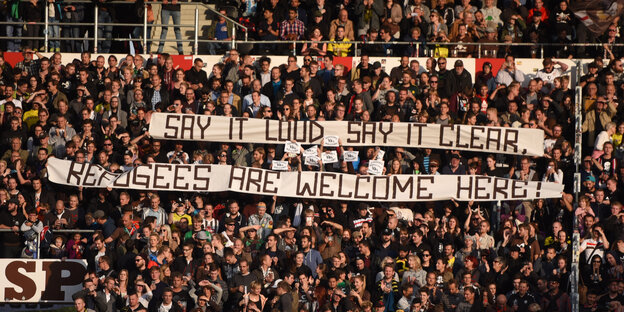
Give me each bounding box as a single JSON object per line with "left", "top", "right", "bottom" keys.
{"left": 570, "top": 0, "right": 624, "bottom": 35}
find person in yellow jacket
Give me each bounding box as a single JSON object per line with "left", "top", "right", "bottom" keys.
{"left": 327, "top": 26, "right": 352, "bottom": 57}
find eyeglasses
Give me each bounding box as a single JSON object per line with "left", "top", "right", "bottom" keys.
{"left": 265, "top": 110, "right": 272, "bottom": 112}
{"left": 104, "top": 143, "right": 112, "bottom": 146}
{"left": 219, "top": 154, "right": 227, "bottom": 157}
{"left": 439, "top": 62, "right": 446, "bottom": 65}
{"left": 430, "top": 80, "right": 438, "bottom": 83}
{"left": 423, "top": 254, "right": 431, "bottom": 257}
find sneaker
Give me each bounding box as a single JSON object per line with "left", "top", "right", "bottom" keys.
{"left": 54, "top": 47, "right": 60, "bottom": 52}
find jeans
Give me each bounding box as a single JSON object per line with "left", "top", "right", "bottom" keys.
{"left": 6, "top": 16, "right": 22, "bottom": 51}
{"left": 207, "top": 41, "right": 230, "bottom": 55}
{"left": 158, "top": 9, "right": 183, "bottom": 54}
{"left": 97, "top": 10, "right": 113, "bottom": 53}
{"left": 132, "top": 21, "right": 153, "bottom": 53}
{"left": 47, "top": 17, "right": 60, "bottom": 50}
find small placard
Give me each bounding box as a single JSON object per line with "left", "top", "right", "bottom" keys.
{"left": 284, "top": 141, "right": 301, "bottom": 154}
{"left": 343, "top": 151, "right": 359, "bottom": 162}
{"left": 303, "top": 146, "right": 318, "bottom": 157}
{"left": 323, "top": 136, "right": 339, "bottom": 147}
{"left": 375, "top": 150, "right": 385, "bottom": 161}
{"left": 368, "top": 160, "right": 385, "bottom": 175}
{"left": 321, "top": 151, "right": 339, "bottom": 164}
{"left": 271, "top": 161, "right": 289, "bottom": 171}
{"left": 305, "top": 155, "right": 320, "bottom": 167}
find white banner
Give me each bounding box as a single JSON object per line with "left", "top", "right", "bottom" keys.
{"left": 149, "top": 114, "right": 544, "bottom": 156}
{"left": 0, "top": 259, "right": 87, "bottom": 302}
{"left": 47, "top": 159, "right": 562, "bottom": 202}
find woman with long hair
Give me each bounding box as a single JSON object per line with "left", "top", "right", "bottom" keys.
{"left": 349, "top": 275, "right": 371, "bottom": 307}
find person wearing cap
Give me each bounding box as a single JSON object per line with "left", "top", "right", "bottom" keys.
{"left": 440, "top": 153, "right": 467, "bottom": 175}
{"left": 478, "top": 26, "right": 499, "bottom": 57}
{"left": 447, "top": 59, "right": 472, "bottom": 98}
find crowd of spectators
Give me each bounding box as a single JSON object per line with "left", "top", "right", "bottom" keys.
{"left": 1, "top": 0, "right": 621, "bottom": 57}
{"left": 0, "top": 18, "right": 620, "bottom": 311}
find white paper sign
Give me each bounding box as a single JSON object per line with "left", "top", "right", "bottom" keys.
{"left": 304, "top": 155, "right": 320, "bottom": 167}
{"left": 303, "top": 146, "right": 318, "bottom": 157}
{"left": 368, "top": 160, "right": 385, "bottom": 175}
{"left": 343, "top": 151, "right": 359, "bottom": 162}
{"left": 321, "top": 151, "right": 339, "bottom": 164}
{"left": 284, "top": 141, "right": 301, "bottom": 154}
{"left": 271, "top": 161, "right": 289, "bottom": 171}
{"left": 375, "top": 150, "right": 385, "bottom": 161}
{"left": 324, "top": 135, "right": 339, "bottom": 147}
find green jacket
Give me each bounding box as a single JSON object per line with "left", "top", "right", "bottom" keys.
{"left": 207, "top": 19, "right": 234, "bottom": 40}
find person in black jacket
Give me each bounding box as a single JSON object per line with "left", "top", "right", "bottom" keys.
{"left": 144, "top": 74, "right": 170, "bottom": 111}
{"left": 23, "top": 0, "right": 43, "bottom": 51}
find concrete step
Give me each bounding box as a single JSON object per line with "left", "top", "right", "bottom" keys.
{"left": 148, "top": 2, "right": 215, "bottom": 54}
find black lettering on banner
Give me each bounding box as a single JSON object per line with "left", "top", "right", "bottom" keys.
{"left": 164, "top": 115, "right": 180, "bottom": 139}
{"left": 319, "top": 172, "right": 336, "bottom": 197}
{"left": 153, "top": 164, "right": 171, "bottom": 189}
{"left": 180, "top": 115, "right": 195, "bottom": 139}
{"left": 309, "top": 121, "right": 324, "bottom": 143}
{"left": 98, "top": 169, "right": 120, "bottom": 186}
{"left": 263, "top": 171, "right": 279, "bottom": 194}
{"left": 173, "top": 165, "right": 191, "bottom": 190}
{"left": 246, "top": 168, "right": 264, "bottom": 192}
{"left": 132, "top": 165, "right": 151, "bottom": 189}
{"left": 392, "top": 176, "right": 414, "bottom": 199}
{"left": 456, "top": 176, "right": 473, "bottom": 199}
{"left": 278, "top": 120, "right": 292, "bottom": 142}
{"left": 228, "top": 166, "right": 246, "bottom": 190}
{"left": 408, "top": 124, "right": 426, "bottom": 145}
{"left": 470, "top": 126, "right": 485, "bottom": 149}
{"left": 416, "top": 176, "right": 434, "bottom": 199}
{"left": 293, "top": 120, "right": 307, "bottom": 142}
{"left": 362, "top": 122, "right": 376, "bottom": 144}
{"left": 455, "top": 125, "right": 469, "bottom": 148}
{"left": 347, "top": 122, "right": 361, "bottom": 144}
{"left": 265, "top": 119, "right": 277, "bottom": 141}
{"left": 296, "top": 172, "right": 318, "bottom": 196}
{"left": 235, "top": 118, "right": 246, "bottom": 140}
{"left": 5, "top": 261, "right": 36, "bottom": 301}
{"left": 493, "top": 177, "right": 509, "bottom": 200}
{"left": 474, "top": 176, "right": 491, "bottom": 200}
{"left": 112, "top": 169, "right": 131, "bottom": 188}
{"left": 81, "top": 168, "right": 97, "bottom": 186}
{"left": 378, "top": 123, "right": 393, "bottom": 144}
{"left": 354, "top": 176, "right": 371, "bottom": 199}
{"left": 229, "top": 118, "right": 235, "bottom": 140}
{"left": 486, "top": 128, "right": 501, "bottom": 151}
{"left": 372, "top": 176, "right": 389, "bottom": 200}
{"left": 193, "top": 165, "right": 211, "bottom": 191}
{"left": 67, "top": 161, "right": 85, "bottom": 184}
{"left": 337, "top": 174, "right": 353, "bottom": 198}
{"left": 439, "top": 125, "right": 453, "bottom": 147}
{"left": 197, "top": 116, "right": 211, "bottom": 139}
{"left": 504, "top": 129, "right": 519, "bottom": 153}
{"left": 511, "top": 180, "right": 528, "bottom": 199}
{"left": 41, "top": 261, "right": 87, "bottom": 301}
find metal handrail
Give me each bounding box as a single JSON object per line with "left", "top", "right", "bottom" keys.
{"left": 197, "top": 2, "right": 249, "bottom": 49}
